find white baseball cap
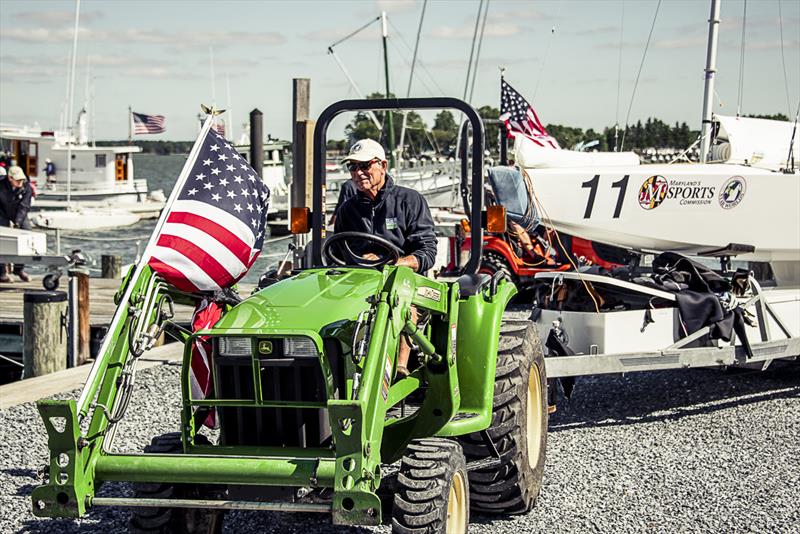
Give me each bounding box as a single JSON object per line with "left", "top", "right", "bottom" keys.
{"left": 8, "top": 165, "right": 27, "bottom": 181}
{"left": 341, "top": 139, "right": 386, "bottom": 164}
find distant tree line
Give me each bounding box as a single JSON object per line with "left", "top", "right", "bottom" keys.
{"left": 99, "top": 111, "right": 790, "bottom": 157}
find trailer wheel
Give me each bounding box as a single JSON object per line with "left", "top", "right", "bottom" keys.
{"left": 129, "top": 432, "right": 224, "bottom": 534}
{"left": 392, "top": 438, "right": 469, "bottom": 534}
{"left": 42, "top": 273, "right": 60, "bottom": 291}
{"left": 458, "top": 321, "right": 547, "bottom": 515}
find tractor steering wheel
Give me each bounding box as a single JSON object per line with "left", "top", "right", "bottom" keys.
{"left": 322, "top": 231, "right": 404, "bottom": 268}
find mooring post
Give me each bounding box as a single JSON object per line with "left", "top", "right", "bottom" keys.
{"left": 68, "top": 266, "right": 91, "bottom": 366}
{"left": 101, "top": 254, "right": 121, "bottom": 279}
{"left": 292, "top": 78, "right": 314, "bottom": 266}
{"left": 250, "top": 109, "right": 264, "bottom": 178}
{"left": 22, "top": 290, "right": 68, "bottom": 378}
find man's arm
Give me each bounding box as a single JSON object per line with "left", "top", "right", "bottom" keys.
{"left": 403, "top": 192, "right": 437, "bottom": 274}
{"left": 13, "top": 185, "right": 33, "bottom": 227}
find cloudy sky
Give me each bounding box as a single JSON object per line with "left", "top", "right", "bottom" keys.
{"left": 1, "top": 0, "right": 797, "bottom": 141}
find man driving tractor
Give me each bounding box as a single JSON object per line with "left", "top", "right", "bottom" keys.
{"left": 334, "top": 138, "right": 437, "bottom": 378}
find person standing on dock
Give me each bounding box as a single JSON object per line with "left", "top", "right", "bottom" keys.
{"left": 44, "top": 158, "right": 57, "bottom": 184}
{"left": 0, "top": 165, "right": 33, "bottom": 283}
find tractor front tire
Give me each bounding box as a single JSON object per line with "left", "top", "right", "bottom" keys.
{"left": 392, "top": 438, "right": 469, "bottom": 534}
{"left": 458, "top": 321, "right": 547, "bottom": 515}
{"left": 129, "top": 432, "right": 224, "bottom": 534}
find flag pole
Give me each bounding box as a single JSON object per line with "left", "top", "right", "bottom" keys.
{"left": 499, "top": 67, "right": 508, "bottom": 165}
{"left": 128, "top": 106, "right": 132, "bottom": 145}
{"left": 77, "top": 112, "right": 216, "bottom": 413}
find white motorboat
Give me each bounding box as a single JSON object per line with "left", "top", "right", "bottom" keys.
{"left": 515, "top": 115, "right": 799, "bottom": 264}
{"left": 0, "top": 125, "right": 165, "bottom": 218}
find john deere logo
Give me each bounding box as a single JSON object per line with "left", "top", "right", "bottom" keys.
{"left": 258, "top": 340, "right": 273, "bottom": 355}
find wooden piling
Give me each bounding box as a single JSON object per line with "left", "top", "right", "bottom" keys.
{"left": 101, "top": 254, "right": 121, "bottom": 278}
{"left": 249, "top": 109, "right": 264, "bottom": 178}
{"left": 23, "top": 290, "right": 68, "bottom": 378}
{"left": 292, "top": 79, "right": 315, "bottom": 211}
{"left": 74, "top": 268, "right": 91, "bottom": 365}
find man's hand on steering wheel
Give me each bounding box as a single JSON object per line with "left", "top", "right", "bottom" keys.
{"left": 322, "top": 231, "right": 405, "bottom": 268}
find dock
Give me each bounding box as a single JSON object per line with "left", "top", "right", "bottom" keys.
{"left": 0, "top": 275, "right": 254, "bottom": 396}
{"left": 0, "top": 341, "right": 182, "bottom": 409}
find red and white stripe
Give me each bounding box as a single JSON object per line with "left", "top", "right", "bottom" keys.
{"left": 189, "top": 298, "right": 223, "bottom": 428}
{"left": 147, "top": 200, "right": 259, "bottom": 293}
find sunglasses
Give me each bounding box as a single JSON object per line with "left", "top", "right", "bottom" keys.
{"left": 347, "top": 159, "right": 379, "bottom": 173}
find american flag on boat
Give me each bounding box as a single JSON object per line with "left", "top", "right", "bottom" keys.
{"left": 213, "top": 120, "right": 225, "bottom": 138}
{"left": 499, "top": 79, "right": 560, "bottom": 149}
{"left": 147, "top": 124, "right": 270, "bottom": 293}
{"left": 132, "top": 112, "right": 166, "bottom": 134}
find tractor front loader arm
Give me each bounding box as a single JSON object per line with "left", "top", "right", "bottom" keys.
{"left": 32, "top": 266, "right": 181, "bottom": 518}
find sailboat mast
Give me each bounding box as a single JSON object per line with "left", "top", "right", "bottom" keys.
{"left": 381, "top": 11, "right": 395, "bottom": 169}
{"left": 66, "top": 0, "right": 81, "bottom": 205}
{"left": 699, "top": 0, "right": 720, "bottom": 164}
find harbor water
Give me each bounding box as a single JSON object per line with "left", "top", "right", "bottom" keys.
{"left": 33, "top": 154, "right": 292, "bottom": 284}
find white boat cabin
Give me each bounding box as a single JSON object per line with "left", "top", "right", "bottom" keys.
{"left": 0, "top": 126, "right": 146, "bottom": 204}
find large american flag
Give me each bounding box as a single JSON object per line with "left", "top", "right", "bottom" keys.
{"left": 147, "top": 124, "right": 270, "bottom": 292}
{"left": 499, "top": 79, "right": 560, "bottom": 149}
{"left": 132, "top": 112, "right": 166, "bottom": 134}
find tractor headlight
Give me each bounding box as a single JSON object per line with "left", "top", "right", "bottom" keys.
{"left": 218, "top": 337, "right": 252, "bottom": 356}
{"left": 284, "top": 337, "right": 318, "bottom": 358}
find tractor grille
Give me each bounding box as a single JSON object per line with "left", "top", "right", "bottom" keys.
{"left": 214, "top": 338, "right": 343, "bottom": 448}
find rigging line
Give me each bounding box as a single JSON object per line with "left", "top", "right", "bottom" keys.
{"left": 387, "top": 38, "right": 446, "bottom": 95}
{"left": 614, "top": 1, "right": 625, "bottom": 152}
{"left": 786, "top": 98, "right": 799, "bottom": 171}
{"left": 386, "top": 18, "right": 447, "bottom": 94}
{"left": 736, "top": 0, "right": 747, "bottom": 116}
{"left": 620, "top": 0, "right": 661, "bottom": 152}
{"left": 451, "top": 0, "right": 485, "bottom": 201}
{"left": 468, "top": 0, "right": 490, "bottom": 104}
{"left": 778, "top": 0, "right": 793, "bottom": 117}
{"left": 388, "top": 41, "right": 439, "bottom": 95}
{"left": 404, "top": 1, "right": 427, "bottom": 98}
{"left": 532, "top": 1, "right": 561, "bottom": 102}
{"left": 328, "top": 49, "right": 383, "bottom": 130}
{"left": 399, "top": 0, "right": 428, "bottom": 160}
{"left": 328, "top": 16, "right": 381, "bottom": 50}
{"left": 523, "top": 167, "right": 600, "bottom": 314}
{"left": 532, "top": 26, "right": 555, "bottom": 102}
{"left": 463, "top": 0, "right": 484, "bottom": 100}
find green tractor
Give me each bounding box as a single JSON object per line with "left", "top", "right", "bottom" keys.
{"left": 31, "top": 97, "right": 548, "bottom": 532}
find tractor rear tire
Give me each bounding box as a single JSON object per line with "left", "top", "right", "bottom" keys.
{"left": 392, "top": 438, "right": 469, "bottom": 534}
{"left": 129, "top": 432, "right": 224, "bottom": 534}
{"left": 458, "top": 321, "right": 547, "bottom": 515}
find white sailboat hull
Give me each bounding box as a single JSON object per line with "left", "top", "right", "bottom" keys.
{"left": 525, "top": 162, "right": 800, "bottom": 262}
{"left": 31, "top": 209, "right": 141, "bottom": 231}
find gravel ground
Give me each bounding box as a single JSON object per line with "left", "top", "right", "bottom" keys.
{"left": 2, "top": 359, "right": 798, "bottom": 533}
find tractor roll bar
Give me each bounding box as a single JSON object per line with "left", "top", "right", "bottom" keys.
{"left": 458, "top": 118, "right": 507, "bottom": 216}
{"left": 312, "top": 97, "right": 485, "bottom": 274}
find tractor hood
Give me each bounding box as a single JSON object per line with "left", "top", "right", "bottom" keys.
{"left": 211, "top": 268, "right": 385, "bottom": 333}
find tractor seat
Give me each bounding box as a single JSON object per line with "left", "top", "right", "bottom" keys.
{"left": 456, "top": 273, "right": 492, "bottom": 298}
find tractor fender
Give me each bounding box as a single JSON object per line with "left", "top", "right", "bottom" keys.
{"left": 437, "top": 278, "right": 517, "bottom": 436}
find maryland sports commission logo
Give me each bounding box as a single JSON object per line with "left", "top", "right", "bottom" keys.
{"left": 637, "top": 175, "right": 718, "bottom": 209}
{"left": 638, "top": 175, "right": 668, "bottom": 210}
